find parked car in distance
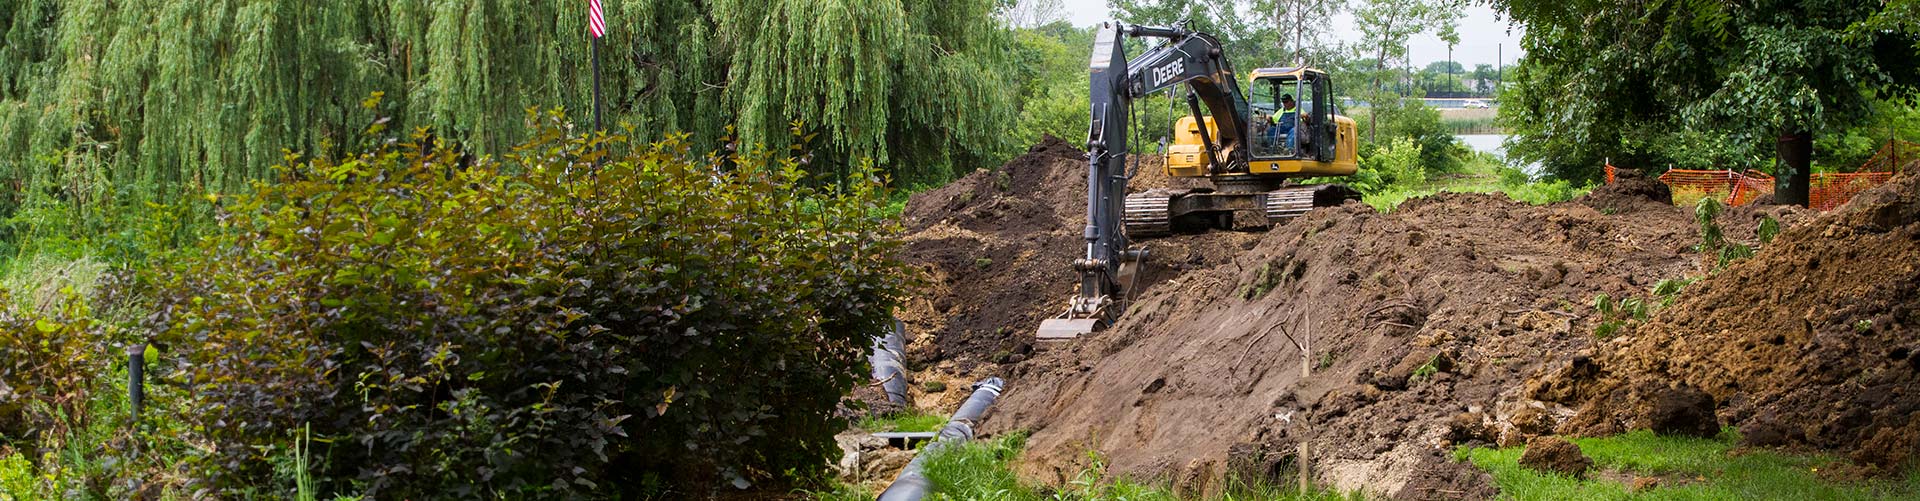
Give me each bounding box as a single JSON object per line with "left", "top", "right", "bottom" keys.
{"left": 1462, "top": 99, "right": 1490, "bottom": 109}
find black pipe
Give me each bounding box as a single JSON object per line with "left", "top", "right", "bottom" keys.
{"left": 128, "top": 343, "right": 146, "bottom": 422}
{"left": 876, "top": 377, "right": 1006, "bottom": 501}
{"left": 869, "top": 319, "right": 910, "bottom": 405}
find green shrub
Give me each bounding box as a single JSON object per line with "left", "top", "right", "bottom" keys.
{"left": 1369, "top": 100, "right": 1466, "bottom": 175}
{"left": 0, "top": 290, "right": 112, "bottom": 445}
{"left": 1350, "top": 138, "right": 1426, "bottom": 194}
{"left": 149, "top": 111, "right": 909, "bottom": 498}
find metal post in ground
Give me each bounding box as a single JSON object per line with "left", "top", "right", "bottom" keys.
{"left": 128, "top": 343, "right": 146, "bottom": 422}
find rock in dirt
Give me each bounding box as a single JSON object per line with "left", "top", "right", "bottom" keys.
{"left": 1638, "top": 384, "right": 1718, "bottom": 437}
{"left": 1557, "top": 381, "right": 1719, "bottom": 438}
{"left": 1518, "top": 436, "right": 1592, "bottom": 479}
{"left": 862, "top": 449, "right": 916, "bottom": 481}
{"left": 1509, "top": 405, "right": 1558, "bottom": 438}
{"left": 1445, "top": 412, "right": 1491, "bottom": 445}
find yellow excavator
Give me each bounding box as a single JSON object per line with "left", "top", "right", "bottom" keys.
{"left": 1037, "top": 22, "right": 1361, "bottom": 340}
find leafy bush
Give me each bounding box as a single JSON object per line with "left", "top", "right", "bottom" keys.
{"left": 149, "top": 111, "right": 908, "bottom": 498}
{"left": 1369, "top": 100, "right": 1467, "bottom": 176}
{"left": 0, "top": 290, "right": 112, "bottom": 446}
{"left": 1349, "top": 138, "right": 1426, "bottom": 194}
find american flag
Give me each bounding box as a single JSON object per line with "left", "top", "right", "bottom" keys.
{"left": 587, "top": 0, "right": 606, "bottom": 38}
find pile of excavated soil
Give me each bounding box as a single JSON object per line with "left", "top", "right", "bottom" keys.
{"left": 1577, "top": 167, "right": 1672, "bottom": 215}
{"left": 1533, "top": 171, "right": 1920, "bottom": 470}
{"left": 896, "top": 136, "right": 1260, "bottom": 377}
{"left": 985, "top": 189, "right": 1710, "bottom": 498}
{"left": 893, "top": 136, "right": 1884, "bottom": 496}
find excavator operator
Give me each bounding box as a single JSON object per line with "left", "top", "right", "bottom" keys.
{"left": 1278, "top": 94, "right": 1300, "bottom": 153}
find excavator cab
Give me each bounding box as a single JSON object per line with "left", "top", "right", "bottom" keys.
{"left": 1248, "top": 69, "right": 1331, "bottom": 161}
{"left": 1242, "top": 68, "right": 1352, "bottom": 174}
{"left": 1165, "top": 67, "right": 1357, "bottom": 178}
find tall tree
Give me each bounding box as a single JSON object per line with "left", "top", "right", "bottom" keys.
{"left": 1471, "top": 63, "right": 1495, "bottom": 95}
{"left": 1002, "top": 0, "right": 1069, "bottom": 29}
{"left": 1265, "top": 0, "right": 1347, "bottom": 66}
{"left": 1351, "top": 0, "right": 1462, "bottom": 140}
{"left": 1493, "top": 0, "right": 1920, "bottom": 190}
{"left": 0, "top": 0, "right": 1018, "bottom": 243}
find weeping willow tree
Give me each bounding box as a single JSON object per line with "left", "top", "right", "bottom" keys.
{"left": 0, "top": 0, "right": 1016, "bottom": 255}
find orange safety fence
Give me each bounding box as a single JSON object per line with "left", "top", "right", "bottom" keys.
{"left": 1658, "top": 169, "right": 1774, "bottom": 208}
{"left": 1809, "top": 172, "right": 1894, "bottom": 211}
{"left": 1617, "top": 139, "right": 1915, "bottom": 211}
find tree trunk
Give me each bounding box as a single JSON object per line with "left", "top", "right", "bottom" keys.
{"left": 1775, "top": 130, "right": 1812, "bottom": 207}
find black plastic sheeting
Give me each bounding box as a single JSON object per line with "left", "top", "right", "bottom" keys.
{"left": 876, "top": 377, "right": 1006, "bottom": 501}
{"left": 869, "top": 318, "right": 910, "bottom": 405}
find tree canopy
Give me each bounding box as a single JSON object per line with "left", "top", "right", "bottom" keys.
{"left": 0, "top": 0, "right": 1019, "bottom": 246}
{"left": 1492, "top": 0, "right": 1920, "bottom": 180}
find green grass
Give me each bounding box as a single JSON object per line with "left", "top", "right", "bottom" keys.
{"left": 0, "top": 253, "right": 108, "bottom": 315}
{"left": 799, "top": 481, "right": 877, "bottom": 501}
{"left": 1363, "top": 154, "right": 1592, "bottom": 213}
{"left": 1443, "top": 116, "right": 1501, "bottom": 135}
{"left": 922, "top": 432, "right": 1039, "bottom": 500}
{"left": 905, "top": 432, "right": 1360, "bottom": 501}
{"left": 858, "top": 411, "right": 951, "bottom": 433}
{"left": 1456, "top": 429, "right": 1920, "bottom": 500}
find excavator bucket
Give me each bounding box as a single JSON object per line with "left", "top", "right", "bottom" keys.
{"left": 1034, "top": 257, "right": 1137, "bottom": 341}
{"left": 1035, "top": 318, "right": 1100, "bottom": 341}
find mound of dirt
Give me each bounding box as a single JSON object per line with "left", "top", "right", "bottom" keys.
{"left": 1519, "top": 436, "right": 1592, "bottom": 479}
{"left": 1578, "top": 168, "right": 1673, "bottom": 214}
{"left": 984, "top": 190, "right": 1708, "bottom": 498}
{"left": 896, "top": 136, "right": 1260, "bottom": 376}
{"left": 1534, "top": 171, "right": 1920, "bottom": 469}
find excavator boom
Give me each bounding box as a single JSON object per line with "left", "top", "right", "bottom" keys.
{"left": 1036, "top": 22, "right": 1361, "bottom": 341}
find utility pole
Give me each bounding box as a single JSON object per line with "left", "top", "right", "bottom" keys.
{"left": 1447, "top": 43, "right": 1454, "bottom": 95}
{"left": 1496, "top": 44, "right": 1502, "bottom": 94}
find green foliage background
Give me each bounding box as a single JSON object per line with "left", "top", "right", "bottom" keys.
{"left": 1492, "top": 0, "right": 1920, "bottom": 180}
{"left": 0, "top": 0, "right": 1017, "bottom": 257}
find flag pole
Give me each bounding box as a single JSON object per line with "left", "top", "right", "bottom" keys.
{"left": 592, "top": 35, "right": 604, "bottom": 132}
{"left": 588, "top": 0, "right": 606, "bottom": 132}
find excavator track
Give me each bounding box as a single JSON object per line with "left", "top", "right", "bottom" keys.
{"left": 1123, "top": 192, "right": 1175, "bottom": 238}
{"left": 1264, "top": 186, "right": 1321, "bottom": 223}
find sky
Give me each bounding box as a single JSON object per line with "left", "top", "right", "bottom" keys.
{"left": 1056, "top": 1, "right": 1526, "bottom": 68}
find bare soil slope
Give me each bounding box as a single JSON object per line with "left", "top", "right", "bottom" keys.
{"left": 897, "top": 137, "right": 1259, "bottom": 374}
{"left": 985, "top": 183, "right": 1707, "bottom": 498}
{"left": 1536, "top": 171, "right": 1920, "bottom": 470}
{"left": 893, "top": 139, "right": 1881, "bottom": 498}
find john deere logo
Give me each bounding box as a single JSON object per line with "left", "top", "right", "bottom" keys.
{"left": 1151, "top": 62, "right": 1182, "bottom": 88}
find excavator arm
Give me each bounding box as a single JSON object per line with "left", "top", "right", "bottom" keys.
{"left": 1039, "top": 22, "right": 1254, "bottom": 339}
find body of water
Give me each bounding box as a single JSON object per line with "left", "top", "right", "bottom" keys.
{"left": 1456, "top": 134, "right": 1508, "bottom": 156}
{"left": 1456, "top": 134, "right": 1547, "bottom": 176}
